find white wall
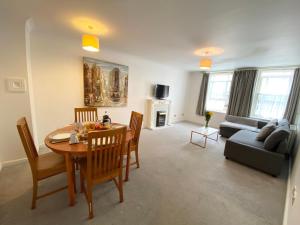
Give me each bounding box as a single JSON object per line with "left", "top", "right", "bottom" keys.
{"left": 0, "top": 18, "right": 32, "bottom": 164}
{"left": 286, "top": 99, "right": 300, "bottom": 225}
{"left": 184, "top": 71, "right": 226, "bottom": 128}
{"left": 30, "top": 31, "right": 188, "bottom": 145}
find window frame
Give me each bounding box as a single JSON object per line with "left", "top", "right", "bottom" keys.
{"left": 205, "top": 71, "right": 233, "bottom": 113}
{"left": 250, "top": 68, "right": 295, "bottom": 120}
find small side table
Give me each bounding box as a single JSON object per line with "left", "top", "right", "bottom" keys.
{"left": 190, "top": 126, "right": 219, "bottom": 148}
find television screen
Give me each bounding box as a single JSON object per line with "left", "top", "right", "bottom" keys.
{"left": 155, "top": 84, "right": 169, "bottom": 99}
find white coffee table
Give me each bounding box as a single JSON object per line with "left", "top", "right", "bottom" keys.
{"left": 190, "top": 126, "right": 219, "bottom": 148}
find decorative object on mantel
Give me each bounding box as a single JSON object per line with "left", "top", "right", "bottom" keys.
{"left": 204, "top": 111, "right": 213, "bottom": 128}
{"left": 83, "top": 57, "right": 128, "bottom": 107}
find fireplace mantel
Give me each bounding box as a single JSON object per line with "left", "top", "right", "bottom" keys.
{"left": 145, "top": 99, "right": 171, "bottom": 129}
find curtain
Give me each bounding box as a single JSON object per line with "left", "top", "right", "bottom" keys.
{"left": 227, "top": 69, "right": 257, "bottom": 117}
{"left": 196, "top": 73, "right": 209, "bottom": 116}
{"left": 284, "top": 68, "right": 300, "bottom": 123}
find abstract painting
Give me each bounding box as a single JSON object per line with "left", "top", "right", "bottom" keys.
{"left": 83, "top": 57, "right": 128, "bottom": 107}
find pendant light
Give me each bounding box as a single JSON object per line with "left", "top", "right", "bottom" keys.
{"left": 199, "top": 58, "right": 212, "bottom": 70}
{"left": 82, "top": 34, "right": 99, "bottom": 52}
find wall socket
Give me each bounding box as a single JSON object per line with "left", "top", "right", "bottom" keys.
{"left": 292, "top": 186, "right": 297, "bottom": 206}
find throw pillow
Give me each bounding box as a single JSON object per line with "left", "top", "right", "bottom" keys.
{"left": 264, "top": 127, "right": 290, "bottom": 151}
{"left": 278, "top": 119, "right": 289, "bottom": 127}
{"left": 256, "top": 123, "right": 276, "bottom": 141}
{"left": 269, "top": 119, "right": 278, "bottom": 125}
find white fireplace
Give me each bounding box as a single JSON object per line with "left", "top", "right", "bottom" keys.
{"left": 145, "top": 99, "right": 171, "bottom": 129}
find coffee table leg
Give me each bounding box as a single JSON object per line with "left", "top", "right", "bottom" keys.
{"left": 190, "top": 131, "right": 193, "bottom": 143}
{"left": 65, "top": 153, "right": 76, "bottom": 206}
{"left": 190, "top": 131, "right": 206, "bottom": 148}
{"left": 204, "top": 136, "right": 207, "bottom": 148}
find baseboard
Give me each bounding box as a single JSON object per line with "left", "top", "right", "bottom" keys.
{"left": 282, "top": 159, "right": 291, "bottom": 225}
{"left": 2, "top": 157, "right": 28, "bottom": 168}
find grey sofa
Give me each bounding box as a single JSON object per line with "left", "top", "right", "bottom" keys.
{"left": 222, "top": 116, "right": 290, "bottom": 176}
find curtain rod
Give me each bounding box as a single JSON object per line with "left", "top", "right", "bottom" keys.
{"left": 208, "top": 65, "right": 299, "bottom": 73}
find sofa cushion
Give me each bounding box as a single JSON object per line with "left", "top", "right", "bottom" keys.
{"left": 229, "top": 130, "right": 265, "bottom": 150}
{"left": 225, "top": 115, "right": 258, "bottom": 127}
{"left": 256, "top": 122, "right": 277, "bottom": 141}
{"left": 220, "top": 121, "right": 260, "bottom": 133}
{"left": 278, "top": 119, "right": 289, "bottom": 127}
{"left": 264, "top": 126, "right": 290, "bottom": 151}
{"left": 269, "top": 119, "right": 279, "bottom": 125}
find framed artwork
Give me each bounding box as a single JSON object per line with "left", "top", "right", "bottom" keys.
{"left": 83, "top": 57, "right": 128, "bottom": 107}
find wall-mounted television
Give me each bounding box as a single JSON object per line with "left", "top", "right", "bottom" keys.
{"left": 154, "top": 84, "right": 169, "bottom": 99}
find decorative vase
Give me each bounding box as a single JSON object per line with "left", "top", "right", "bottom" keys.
{"left": 205, "top": 120, "right": 209, "bottom": 128}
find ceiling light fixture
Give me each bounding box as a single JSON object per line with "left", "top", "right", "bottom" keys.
{"left": 194, "top": 47, "right": 224, "bottom": 56}
{"left": 82, "top": 34, "right": 99, "bottom": 52}
{"left": 194, "top": 47, "right": 224, "bottom": 71}
{"left": 199, "top": 58, "right": 212, "bottom": 70}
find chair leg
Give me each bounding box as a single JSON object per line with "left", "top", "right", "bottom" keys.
{"left": 118, "top": 174, "right": 124, "bottom": 202}
{"left": 135, "top": 148, "right": 140, "bottom": 168}
{"left": 125, "top": 151, "right": 131, "bottom": 182}
{"left": 31, "top": 179, "right": 38, "bottom": 209}
{"left": 80, "top": 170, "right": 84, "bottom": 193}
{"left": 87, "top": 186, "right": 94, "bottom": 219}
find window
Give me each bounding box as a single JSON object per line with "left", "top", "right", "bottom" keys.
{"left": 250, "top": 69, "right": 294, "bottom": 120}
{"left": 206, "top": 72, "right": 233, "bottom": 113}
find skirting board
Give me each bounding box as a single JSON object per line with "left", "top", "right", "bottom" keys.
{"left": 1, "top": 157, "right": 28, "bottom": 169}
{"left": 282, "top": 159, "right": 291, "bottom": 225}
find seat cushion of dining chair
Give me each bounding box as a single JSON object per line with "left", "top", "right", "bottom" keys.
{"left": 37, "top": 152, "right": 66, "bottom": 180}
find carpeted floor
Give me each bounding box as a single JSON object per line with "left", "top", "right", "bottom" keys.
{"left": 0, "top": 122, "right": 287, "bottom": 225}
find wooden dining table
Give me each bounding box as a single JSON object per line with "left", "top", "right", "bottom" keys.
{"left": 44, "top": 124, "right": 133, "bottom": 206}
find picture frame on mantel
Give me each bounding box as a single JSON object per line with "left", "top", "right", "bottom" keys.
{"left": 83, "top": 57, "right": 129, "bottom": 107}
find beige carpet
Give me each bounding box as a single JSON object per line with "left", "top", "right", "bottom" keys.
{"left": 0, "top": 122, "right": 287, "bottom": 225}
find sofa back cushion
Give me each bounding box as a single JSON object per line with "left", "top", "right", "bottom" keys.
{"left": 278, "top": 119, "right": 289, "bottom": 127}
{"left": 264, "top": 125, "right": 290, "bottom": 151}
{"left": 225, "top": 115, "right": 258, "bottom": 127}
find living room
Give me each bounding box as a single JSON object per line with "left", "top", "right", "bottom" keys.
{"left": 1, "top": 1, "right": 300, "bottom": 225}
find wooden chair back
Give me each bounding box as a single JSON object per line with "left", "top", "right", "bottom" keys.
{"left": 129, "top": 111, "right": 143, "bottom": 144}
{"left": 74, "top": 107, "right": 98, "bottom": 123}
{"left": 17, "top": 117, "right": 38, "bottom": 175}
{"left": 86, "top": 127, "right": 127, "bottom": 181}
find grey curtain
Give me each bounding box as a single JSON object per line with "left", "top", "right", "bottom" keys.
{"left": 284, "top": 68, "right": 300, "bottom": 123}
{"left": 196, "top": 73, "right": 209, "bottom": 116}
{"left": 227, "top": 69, "right": 257, "bottom": 117}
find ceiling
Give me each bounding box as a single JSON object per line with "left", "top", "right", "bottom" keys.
{"left": 1, "top": 0, "right": 300, "bottom": 71}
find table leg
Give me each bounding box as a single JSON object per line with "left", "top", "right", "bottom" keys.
{"left": 65, "top": 153, "right": 76, "bottom": 206}
{"left": 125, "top": 141, "right": 131, "bottom": 182}
{"left": 190, "top": 131, "right": 193, "bottom": 143}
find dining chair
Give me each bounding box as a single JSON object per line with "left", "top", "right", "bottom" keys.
{"left": 124, "top": 111, "right": 143, "bottom": 181}
{"left": 74, "top": 107, "right": 98, "bottom": 123}
{"left": 17, "top": 117, "right": 70, "bottom": 209}
{"left": 79, "top": 127, "right": 127, "bottom": 219}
